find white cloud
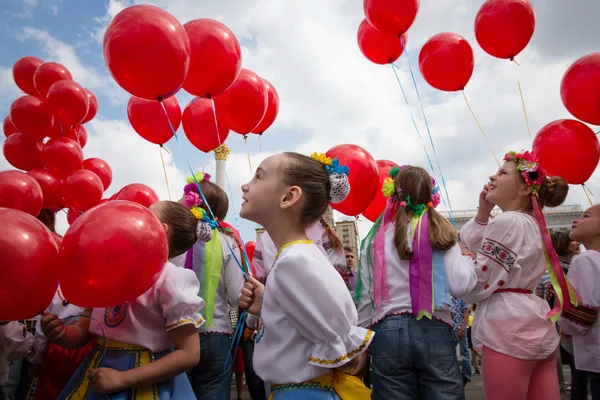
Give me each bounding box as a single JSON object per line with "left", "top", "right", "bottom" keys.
{"left": 92, "top": 0, "right": 131, "bottom": 44}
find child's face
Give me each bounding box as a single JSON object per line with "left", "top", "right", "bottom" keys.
{"left": 486, "top": 161, "right": 531, "bottom": 209}
{"left": 570, "top": 206, "right": 600, "bottom": 244}
{"left": 240, "top": 154, "right": 287, "bottom": 225}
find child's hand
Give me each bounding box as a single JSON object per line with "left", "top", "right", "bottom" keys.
{"left": 89, "top": 367, "right": 127, "bottom": 394}
{"left": 240, "top": 276, "right": 264, "bottom": 316}
{"left": 40, "top": 312, "right": 66, "bottom": 342}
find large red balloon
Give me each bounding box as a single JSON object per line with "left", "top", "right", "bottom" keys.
{"left": 362, "top": 160, "right": 399, "bottom": 222}
{"left": 63, "top": 170, "right": 104, "bottom": 212}
{"left": 47, "top": 80, "right": 90, "bottom": 126}
{"left": 127, "top": 96, "right": 180, "bottom": 145}
{"left": 115, "top": 183, "right": 159, "bottom": 208}
{"left": 245, "top": 241, "right": 256, "bottom": 263}
{"left": 63, "top": 125, "right": 88, "bottom": 149}
{"left": 364, "top": 0, "right": 419, "bottom": 36}
{"left": 34, "top": 62, "right": 72, "bottom": 98}
{"left": 103, "top": 5, "right": 190, "bottom": 100}
{"left": 252, "top": 79, "right": 280, "bottom": 134}
{"left": 183, "top": 97, "right": 230, "bottom": 152}
{"left": 219, "top": 69, "right": 268, "bottom": 134}
{"left": 51, "top": 233, "right": 63, "bottom": 248}
{"left": 183, "top": 19, "right": 242, "bottom": 98}
{"left": 532, "top": 119, "right": 600, "bottom": 185}
{"left": 0, "top": 170, "right": 43, "bottom": 216}
{"left": 27, "top": 169, "right": 63, "bottom": 209}
{"left": 475, "top": 0, "right": 535, "bottom": 60}
{"left": 42, "top": 137, "right": 84, "bottom": 179}
{"left": 326, "top": 144, "right": 379, "bottom": 216}
{"left": 419, "top": 33, "right": 474, "bottom": 92}
{"left": 560, "top": 53, "right": 600, "bottom": 126}
{"left": 59, "top": 201, "right": 168, "bottom": 308}
{"left": 83, "top": 157, "right": 113, "bottom": 190}
{"left": 2, "top": 133, "right": 43, "bottom": 171}
{"left": 81, "top": 89, "right": 98, "bottom": 124}
{"left": 12, "top": 56, "right": 44, "bottom": 96}
{"left": 9, "top": 95, "right": 54, "bottom": 142}
{"left": 3, "top": 116, "right": 18, "bottom": 138}
{"left": 0, "top": 208, "right": 59, "bottom": 320}
{"left": 357, "top": 19, "right": 406, "bottom": 65}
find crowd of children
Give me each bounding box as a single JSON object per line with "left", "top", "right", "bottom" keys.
{"left": 1, "top": 148, "right": 600, "bottom": 400}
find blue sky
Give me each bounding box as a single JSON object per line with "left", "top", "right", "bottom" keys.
{"left": 1, "top": 0, "right": 599, "bottom": 242}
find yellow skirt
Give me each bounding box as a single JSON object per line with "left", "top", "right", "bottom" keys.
{"left": 269, "top": 371, "right": 371, "bottom": 400}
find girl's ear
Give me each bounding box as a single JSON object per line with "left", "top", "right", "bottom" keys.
{"left": 280, "top": 186, "right": 302, "bottom": 210}
{"left": 162, "top": 222, "right": 169, "bottom": 235}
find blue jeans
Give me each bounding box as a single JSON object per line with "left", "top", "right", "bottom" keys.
{"left": 189, "top": 333, "right": 231, "bottom": 400}
{"left": 371, "top": 314, "right": 464, "bottom": 400}
{"left": 453, "top": 331, "right": 472, "bottom": 381}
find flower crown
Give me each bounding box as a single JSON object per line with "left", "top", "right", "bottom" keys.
{"left": 504, "top": 151, "right": 546, "bottom": 194}
{"left": 310, "top": 152, "right": 351, "bottom": 204}
{"left": 183, "top": 172, "right": 215, "bottom": 242}
{"left": 382, "top": 165, "right": 441, "bottom": 208}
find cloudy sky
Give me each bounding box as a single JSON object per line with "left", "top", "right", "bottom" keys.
{"left": 1, "top": 0, "right": 599, "bottom": 242}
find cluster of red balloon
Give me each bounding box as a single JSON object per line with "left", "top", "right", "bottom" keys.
{"left": 103, "top": 5, "right": 279, "bottom": 152}
{"left": 356, "top": 0, "right": 418, "bottom": 65}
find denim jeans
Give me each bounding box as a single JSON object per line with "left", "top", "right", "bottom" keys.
{"left": 453, "top": 331, "right": 472, "bottom": 381}
{"left": 189, "top": 333, "right": 231, "bottom": 400}
{"left": 371, "top": 314, "right": 464, "bottom": 400}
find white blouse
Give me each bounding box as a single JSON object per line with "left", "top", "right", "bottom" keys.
{"left": 460, "top": 212, "right": 559, "bottom": 360}
{"left": 0, "top": 322, "right": 33, "bottom": 385}
{"left": 89, "top": 262, "right": 205, "bottom": 353}
{"left": 254, "top": 241, "right": 373, "bottom": 385}
{"left": 559, "top": 250, "right": 600, "bottom": 373}
{"left": 172, "top": 233, "right": 245, "bottom": 334}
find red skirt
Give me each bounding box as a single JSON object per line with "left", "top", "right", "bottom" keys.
{"left": 232, "top": 346, "right": 244, "bottom": 373}
{"left": 34, "top": 339, "right": 96, "bottom": 400}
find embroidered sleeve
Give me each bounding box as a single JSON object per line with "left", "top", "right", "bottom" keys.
{"left": 156, "top": 263, "right": 205, "bottom": 332}
{"left": 460, "top": 218, "right": 488, "bottom": 254}
{"left": 273, "top": 250, "right": 374, "bottom": 368}
{"left": 253, "top": 235, "right": 269, "bottom": 284}
{"left": 560, "top": 251, "right": 600, "bottom": 336}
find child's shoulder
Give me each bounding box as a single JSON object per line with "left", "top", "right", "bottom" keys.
{"left": 572, "top": 250, "right": 600, "bottom": 266}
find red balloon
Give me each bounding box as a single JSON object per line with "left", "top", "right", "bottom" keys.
{"left": 245, "top": 241, "right": 256, "bottom": 263}
{"left": 183, "top": 97, "right": 230, "bottom": 152}
{"left": 3, "top": 115, "right": 18, "bottom": 138}
{"left": 362, "top": 160, "right": 399, "bottom": 222}
{"left": 27, "top": 169, "right": 63, "bottom": 209}
{"left": 532, "top": 119, "right": 600, "bottom": 185}
{"left": 252, "top": 79, "right": 279, "bottom": 134}
{"left": 9, "top": 95, "right": 54, "bottom": 142}
{"left": 326, "top": 144, "right": 379, "bottom": 216}
{"left": 475, "top": 0, "right": 535, "bottom": 60}
{"left": 127, "top": 96, "right": 180, "bottom": 145}
{"left": 357, "top": 19, "right": 406, "bottom": 65}
{"left": 63, "top": 170, "right": 104, "bottom": 212}
{"left": 67, "top": 208, "right": 81, "bottom": 225}
{"left": 364, "top": 0, "right": 419, "bottom": 36}
{"left": 81, "top": 89, "right": 98, "bottom": 123}
{"left": 83, "top": 157, "right": 113, "bottom": 190}
{"left": 42, "top": 137, "right": 84, "bottom": 179}
{"left": 34, "top": 62, "right": 72, "bottom": 98}
{"left": 0, "top": 170, "right": 43, "bottom": 216}
{"left": 2, "top": 133, "right": 43, "bottom": 171}
{"left": 218, "top": 69, "right": 268, "bottom": 134}
{"left": 51, "top": 232, "right": 63, "bottom": 247}
{"left": 419, "top": 33, "right": 474, "bottom": 92}
{"left": 0, "top": 208, "right": 59, "bottom": 320}
{"left": 12, "top": 56, "right": 44, "bottom": 96}
{"left": 115, "top": 183, "right": 159, "bottom": 208}
{"left": 61, "top": 125, "right": 88, "bottom": 148}
{"left": 560, "top": 53, "right": 600, "bottom": 126}
{"left": 103, "top": 5, "right": 190, "bottom": 100}
{"left": 47, "top": 80, "right": 90, "bottom": 126}
{"left": 183, "top": 19, "right": 242, "bottom": 98}
{"left": 59, "top": 201, "right": 168, "bottom": 307}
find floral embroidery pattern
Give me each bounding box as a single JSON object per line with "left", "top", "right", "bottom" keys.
{"left": 497, "top": 280, "right": 505, "bottom": 286}
{"left": 254, "top": 250, "right": 263, "bottom": 261}
{"left": 104, "top": 304, "right": 127, "bottom": 328}
{"left": 481, "top": 265, "right": 488, "bottom": 272}
{"left": 322, "top": 240, "right": 333, "bottom": 251}
{"left": 478, "top": 238, "right": 517, "bottom": 273}
{"left": 484, "top": 284, "right": 490, "bottom": 290}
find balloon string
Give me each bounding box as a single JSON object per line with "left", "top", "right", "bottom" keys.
{"left": 243, "top": 135, "right": 253, "bottom": 173}
{"left": 512, "top": 60, "right": 531, "bottom": 138}
{"left": 159, "top": 145, "right": 172, "bottom": 201}
{"left": 76, "top": 126, "right": 81, "bottom": 146}
{"left": 258, "top": 134, "right": 262, "bottom": 155}
{"left": 461, "top": 90, "right": 500, "bottom": 166}
{"left": 210, "top": 98, "right": 223, "bottom": 148}
{"left": 582, "top": 184, "right": 594, "bottom": 207}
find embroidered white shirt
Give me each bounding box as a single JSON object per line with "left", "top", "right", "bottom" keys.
{"left": 89, "top": 262, "right": 205, "bottom": 353}
{"left": 559, "top": 250, "right": 600, "bottom": 373}
{"left": 0, "top": 322, "right": 33, "bottom": 385}
{"left": 253, "top": 242, "right": 373, "bottom": 385}
{"left": 172, "top": 233, "right": 245, "bottom": 334}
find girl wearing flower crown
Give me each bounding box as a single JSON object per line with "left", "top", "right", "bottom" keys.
{"left": 41, "top": 201, "right": 207, "bottom": 399}
{"left": 356, "top": 165, "right": 477, "bottom": 399}
{"left": 239, "top": 152, "right": 373, "bottom": 399}
{"left": 171, "top": 173, "right": 246, "bottom": 400}
{"left": 457, "top": 151, "right": 577, "bottom": 400}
